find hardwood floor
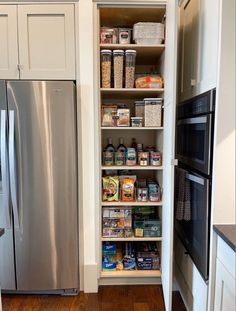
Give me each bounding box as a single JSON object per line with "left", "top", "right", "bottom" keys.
{"left": 2, "top": 286, "right": 186, "bottom": 311}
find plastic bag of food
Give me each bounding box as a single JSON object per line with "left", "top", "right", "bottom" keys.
{"left": 135, "top": 75, "right": 163, "bottom": 88}
{"left": 121, "top": 178, "right": 135, "bottom": 202}
{"left": 102, "top": 176, "right": 119, "bottom": 202}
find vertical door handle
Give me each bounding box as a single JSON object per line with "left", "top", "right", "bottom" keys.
{"left": 0, "top": 110, "right": 11, "bottom": 228}
{"left": 8, "top": 110, "right": 19, "bottom": 229}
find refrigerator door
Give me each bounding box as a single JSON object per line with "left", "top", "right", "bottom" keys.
{"left": 0, "top": 80, "right": 16, "bottom": 290}
{"left": 6, "top": 81, "right": 79, "bottom": 291}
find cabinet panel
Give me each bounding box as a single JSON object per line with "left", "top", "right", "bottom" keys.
{"left": 18, "top": 4, "right": 75, "bottom": 80}
{"left": 214, "top": 258, "right": 236, "bottom": 311}
{"left": 0, "top": 5, "right": 19, "bottom": 79}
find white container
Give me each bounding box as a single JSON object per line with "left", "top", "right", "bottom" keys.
{"left": 144, "top": 98, "right": 163, "bottom": 127}
{"left": 133, "top": 22, "right": 165, "bottom": 45}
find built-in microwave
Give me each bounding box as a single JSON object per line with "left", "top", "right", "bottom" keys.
{"left": 176, "top": 90, "right": 215, "bottom": 176}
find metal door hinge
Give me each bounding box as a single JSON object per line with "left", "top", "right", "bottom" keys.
{"left": 171, "top": 159, "right": 178, "bottom": 166}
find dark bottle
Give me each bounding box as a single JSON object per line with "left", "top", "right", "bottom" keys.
{"left": 131, "top": 137, "right": 137, "bottom": 150}
{"left": 115, "top": 137, "right": 126, "bottom": 166}
{"left": 103, "top": 137, "right": 115, "bottom": 166}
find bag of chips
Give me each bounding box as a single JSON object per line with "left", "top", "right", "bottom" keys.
{"left": 102, "top": 176, "right": 119, "bottom": 202}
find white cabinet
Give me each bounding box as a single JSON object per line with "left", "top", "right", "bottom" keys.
{"left": 174, "top": 236, "right": 208, "bottom": 311}
{"left": 214, "top": 236, "right": 236, "bottom": 311}
{"left": 0, "top": 6, "right": 19, "bottom": 79}
{"left": 178, "top": 0, "right": 219, "bottom": 102}
{"left": 179, "top": 0, "right": 200, "bottom": 102}
{"left": 0, "top": 4, "right": 75, "bottom": 80}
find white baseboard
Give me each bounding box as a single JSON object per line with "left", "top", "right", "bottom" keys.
{"left": 83, "top": 264, "right": 99, "bottom": 293}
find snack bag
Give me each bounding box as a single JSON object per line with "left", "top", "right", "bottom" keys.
{"left": 102, "top": 176, "right": 119, "bottom": 201}
{"left": 121, "top": 178, "right": 135, "bottom": 202}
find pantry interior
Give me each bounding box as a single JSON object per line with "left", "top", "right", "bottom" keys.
{"left": 93, "top": 2, "right": 177, "bottom": 309}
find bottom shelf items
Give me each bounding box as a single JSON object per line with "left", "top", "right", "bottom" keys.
{"left": 102, "top": 241, "right": 161, "bottom": 275}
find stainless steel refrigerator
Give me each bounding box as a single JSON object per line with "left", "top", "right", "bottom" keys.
{"left": 0, "top": 81, "right": 79, "bottom": 294}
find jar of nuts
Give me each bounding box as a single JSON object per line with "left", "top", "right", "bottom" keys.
{"left": 113, "top": 50, "right": 124, "bottom": 88}
{"left": 125, "top": 50, "right": 136, "bottom": 88}
{"left": 101, "top": 50, "right": 112, "bottom": 88}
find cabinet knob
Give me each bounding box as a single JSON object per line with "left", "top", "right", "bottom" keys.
{"left": 17, "top": 64, "right": 24, "bottom": 71}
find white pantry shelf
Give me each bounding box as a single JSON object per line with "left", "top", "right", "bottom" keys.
{"left": 100, "top": 88, "right": 164, "bottom": 100}
{"left": 101, "top": 237, "right": 162, "bottom": 242}
{"left": 101, "top": 270, "right": 161, "bottom": 278}
{"left": 101, "top": 165, "right": 163, "bottom": 170}
{"left": 101, "top": 126, "right": 164, "bottom": 130}
{"left": 102, "top": 201, "right": 162, "bottom": 206}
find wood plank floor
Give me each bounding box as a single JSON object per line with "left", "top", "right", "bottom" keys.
{"left": 2, "top": 286, "right": 186, "bottom": 311}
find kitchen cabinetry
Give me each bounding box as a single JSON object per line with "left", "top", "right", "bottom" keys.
{"left": 178, "top": 0, "right": 219, "bottom": 102}
{"left": 214, "top": 235, "right": 236, "bottom": 311}
{"left": 0, "top": 4, "right": 75, "bottom": 80}
{"left": 94, "top": 2, "right": 177, "bottom": 310}
{"left": 174, "top": 235, "right": 208, "bottom": 311}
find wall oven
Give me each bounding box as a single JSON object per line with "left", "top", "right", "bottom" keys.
{"left": 175, "top": 89, "right": 215, "bottom": 281}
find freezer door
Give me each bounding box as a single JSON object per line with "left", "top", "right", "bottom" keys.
{"left": 0, "top": 81, "right": 16, "bottom": 290}
{"left": 6, "top": 81, "right": 79, "bottom": 291}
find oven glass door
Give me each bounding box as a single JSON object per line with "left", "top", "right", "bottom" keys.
{"left": 175, "top": 169, "right": 210, "bottom": 280}
{"left": 176, "top": 114, "right": 213, "bottom": 175}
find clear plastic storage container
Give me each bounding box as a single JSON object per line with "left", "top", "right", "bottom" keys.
{"left": 101, "top": 50, "right": 112, "bottom": 88}
{"left": 135, "top": 101, "right": 145, "bottom": 124}
{"left": 144, "top": 98, "right": 163, "bottom": 127}
{"left": 125, "top": 50, "right": 136, "bottom": 88}
{"left": 113, "top": 50, "right": 124, "bottom": 88}
{"left": 133, "top": 22, "right": 165, "bottom": 45}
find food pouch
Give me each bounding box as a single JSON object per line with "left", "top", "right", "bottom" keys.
{"left": 102, "top": 176, "right": 119, "bottom": 201}
{"left": 121, "top": 178, "right": 135, "bottom": 202}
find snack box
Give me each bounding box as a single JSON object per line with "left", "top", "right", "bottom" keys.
{"left": 102, "top": 242, "right": 116, "bottom": 255}
{"left": 102, "top": 255, "right": 117, "bottom": 271}
{"left": 136, "top": 252, "right": 160, "bottom": 270}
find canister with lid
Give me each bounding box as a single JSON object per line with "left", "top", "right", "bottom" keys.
{"left": 125, "top": 50, "right": 136, "bottom": 88}
{"left": 101, "top": 50, "right": 112, "bottom": 88}
{"left": 144, "top": 98, "right": 163, "bottom": 127}
{"left": 113, "top": 50, "right": 124, "bottom": 88}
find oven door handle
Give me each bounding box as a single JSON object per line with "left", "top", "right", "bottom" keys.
{"left": 177, "top": 116, "right": 207, "bottom": 125}
{"left": 186, "top": 173, "right": 205, "bottom": 186}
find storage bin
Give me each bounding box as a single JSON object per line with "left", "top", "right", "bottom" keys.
{"left": 134, "top": 101, "right": 145, "bottom": 124}
{"left": 133, "top": 22, "right": 165, "bottom": 45}
{"left": 144, "top": 98, "right": 162, "bottom": 127}
{"left": 113, "top": 50, "right": 124, "bottom": 88}
{"left": 100, "top": 27, "right": 118, "bottom": 44}
{"left": 101, "top": 50, "right": 112, "bottom": 88}
{"left": 134, "top": 220, "right": 162, "bottom": 237}
{"left": 119, "top": 28, "right": 132, "bottom": 44}
{"left": 125, "top": 50, "right": 136, "bottom": 88}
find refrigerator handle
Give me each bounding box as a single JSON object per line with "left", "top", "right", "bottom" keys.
{"left": 9, "top": 110, "right": 20, "bottom": 229}
{"left": 1, "top": 110, "right": 11, "bottom": 229}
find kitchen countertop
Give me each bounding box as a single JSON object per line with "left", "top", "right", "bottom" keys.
{"left": 214, "top": 225, "right": 236, "bottom": 252}
{"left": 0, "top": 228, "right": 4, "bottom": 238}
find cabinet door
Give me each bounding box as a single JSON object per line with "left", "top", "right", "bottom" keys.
{"left": 214, "top": 258, "right": 236, "bottom": 311}
{"left": 18, "top": 4, "right": 75, "bottom": 80}
{"left": 179, "top": 0, "right": 200, "bottom": 102}
{"left": 0, "top": 5, "right": 19, "bottom": 79}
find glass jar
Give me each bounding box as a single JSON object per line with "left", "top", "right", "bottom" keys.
{"left": 113, "top": 50, "right": 124, "bottom": 88}
{"left": 101, "top": 50, "right": 112, "bottom": 88}
{"left": 125, "top": 50, "right": 136, "bottom": 88}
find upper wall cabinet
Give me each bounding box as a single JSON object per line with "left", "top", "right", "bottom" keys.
{"left": 0, "top": 6, "right": 19, "bottom": 79}
{"left": 0, "top": 4, "right": 75, "bottom": 80}
{"left": 178, "top": 0, "right": 219, "bottom": 102}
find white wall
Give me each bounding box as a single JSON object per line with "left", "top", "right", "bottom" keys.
{"left": 211, "top": 0, "right": 236, "bottom": 225}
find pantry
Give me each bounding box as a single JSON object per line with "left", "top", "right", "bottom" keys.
{"left": 93, "top": 1, "right": 178, "bottom": 310}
